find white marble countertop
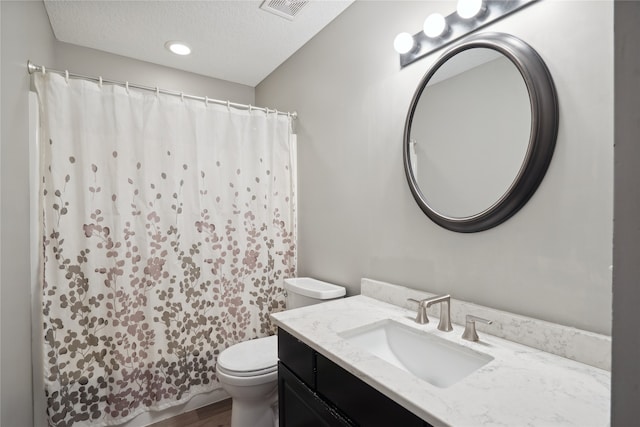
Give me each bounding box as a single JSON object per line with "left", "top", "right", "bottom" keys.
{"left": 271, "top": 295, "right": 610, "bottom": 427}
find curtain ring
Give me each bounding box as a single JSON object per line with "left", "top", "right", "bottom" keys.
{"left": 65, "top": 70, "right": 69, "bottom": 84}
{"left": 249, "top": 104, "right": 253, "bottom": 112}
{"left": 125, "top": 81, "right": 130, "bottom": 94}
{"left": 42, "top": 65, "right": 46, "bottom": 75}
{"left": 205, "top": 96, "right": 209, "bottom": 107}
{"left": 180, "top": 91, "right": 184, "bottom": 102}
{"left": 226, "top": 100, "right": 230, "bottom": 110}
{"left": 99, "top": 76, "right": 103, "bottom": 87}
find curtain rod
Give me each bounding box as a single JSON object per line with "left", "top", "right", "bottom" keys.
{"left": 27, "top": 60, "right": 297, "bottom": 120}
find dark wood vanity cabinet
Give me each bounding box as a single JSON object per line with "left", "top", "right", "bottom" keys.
{"left": 278, "top": 328, "right": 431, "bottom": 427}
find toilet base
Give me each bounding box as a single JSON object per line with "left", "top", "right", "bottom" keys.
{"left": 216, "top": 361, "right": 279, "bottom": 427}
{"left": 229, "top": 385, "right": 278, "bottom": 427}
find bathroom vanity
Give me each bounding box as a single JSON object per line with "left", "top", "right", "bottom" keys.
{"left": 271, "top": 279, "right": 610, "bottom": 426}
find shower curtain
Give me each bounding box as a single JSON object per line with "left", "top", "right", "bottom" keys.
{"left": 34, "top": 73, "right": 296, "bottom": 426}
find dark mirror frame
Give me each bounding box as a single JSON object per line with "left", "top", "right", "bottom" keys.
{"left": 403, "top": 32, "right": 558, "bottom": 233}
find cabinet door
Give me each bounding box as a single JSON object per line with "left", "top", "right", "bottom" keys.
{"left": 278, "top": 328, "right": 316, "bottom": 388}
{"left": 316, "top": 354, "right": 431, "bottom": 427}
{"left": 279, "top": 363, "right": 353, "bottom": 427}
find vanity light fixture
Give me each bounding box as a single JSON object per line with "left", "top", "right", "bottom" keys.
{"left": 395, "top": 0, "right": 538, "bottom": 66}
{"left": 394, "top": 32, "right": 415, "bottom": 54}
{"left": 165, "top": 41, "right": 192, "bottom": 56}
{"left": 423, "top": 13, "right": 448, "bottom": 38}
{"left": 457, "top": 0, "right": 486, "bottom": 19}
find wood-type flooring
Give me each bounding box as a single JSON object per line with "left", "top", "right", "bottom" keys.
{"left": 148, "top": 399, "right": 232, "bottom": 427}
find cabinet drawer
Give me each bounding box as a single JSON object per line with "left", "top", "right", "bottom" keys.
{"left": 278, "top": 328, "right": 316, "bottom": 388}
{"left": 316, "top": 353, "right": 430, "bottom": 427}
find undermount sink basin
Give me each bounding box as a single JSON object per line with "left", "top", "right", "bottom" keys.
{"left": 339, "top": 319, "right": 493, "bottom": 388}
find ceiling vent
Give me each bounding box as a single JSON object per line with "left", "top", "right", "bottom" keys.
{"left": 259, "top": 0, "right": 309, "bottom": 21}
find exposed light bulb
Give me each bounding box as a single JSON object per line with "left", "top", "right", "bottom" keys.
{"left": 423, "top": 13, "right": 447, "bottom": 38}
{"left": 457, "top": 0, "right": 485, "bottom": 19}
{"left": 394, "top": 32, "right": 415, "bottom": 54}
{"left": 165, "top": 41, "right": 192, "bottom": 56}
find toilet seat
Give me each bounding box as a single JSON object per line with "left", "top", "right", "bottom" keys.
{"left": 217, "top": 363, "right": 277, "bottom": 377}
{"left": 216, "top": 364, "right": 278, "bottom": 387}
{"left": 217, "top": 335, "right": 278, "bottom": 377}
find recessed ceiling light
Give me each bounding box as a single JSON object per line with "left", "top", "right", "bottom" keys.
{"left": 165, "top": 41, "right": 192, "bottom": 56}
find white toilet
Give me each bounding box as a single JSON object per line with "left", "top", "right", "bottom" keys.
{"left": 215, "top": 277, "right": 346, "bottom": 427}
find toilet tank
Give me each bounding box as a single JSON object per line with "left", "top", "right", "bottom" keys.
{"left": 284, "top": 277, "right": 346, "bottom": 309}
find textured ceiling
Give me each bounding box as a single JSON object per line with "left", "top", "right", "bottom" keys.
{"left": 44, "top": 0, "right": 355, "bottom": 87}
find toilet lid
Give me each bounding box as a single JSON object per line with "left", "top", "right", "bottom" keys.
{"left": 217, "top": 335, "right": 278, "bottom": 376}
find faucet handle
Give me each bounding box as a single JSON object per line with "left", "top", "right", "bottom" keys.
{"left": 462, "top": 315, "right": 493, "bottom": 342}
{"left": 407, "top": 298, "right": 429, "bottom": 324}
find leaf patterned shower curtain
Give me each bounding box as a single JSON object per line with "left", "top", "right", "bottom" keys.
{"left": 34, "top": 73, "right": 296, "bottom": 426}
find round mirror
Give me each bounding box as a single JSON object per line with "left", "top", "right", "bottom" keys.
{"left": 404, "top": 33, "right": 558, "bottom": 233}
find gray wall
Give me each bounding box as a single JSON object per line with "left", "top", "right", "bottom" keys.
{"left": 256, "top": 0, "right": 614, "bottom": 335}
{"left": 0, "top": 2, "right": 3, "bottom": 423}
{"left": 2, "top": 3, "right": 55, "bottom": 426}
{"left": 0, "top": 1, "right": 253, "bottom": 426}
{"left": 612, "top": 1, "right": 640, "bottom": 424}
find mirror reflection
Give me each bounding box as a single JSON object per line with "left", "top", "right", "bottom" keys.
{"left": 408, "top": 48, "right": 531, "bottom": 218}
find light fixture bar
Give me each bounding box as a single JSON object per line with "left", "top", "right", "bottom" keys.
{"left": 400, "top": 0, "right": 537, "bottom": 68}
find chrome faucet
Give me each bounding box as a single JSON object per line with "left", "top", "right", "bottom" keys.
{"left": 462, "top": 314, "right": 493, "bottom": 342}
{"left": 407, "top": 295, "right": 453, "bottom": 332}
